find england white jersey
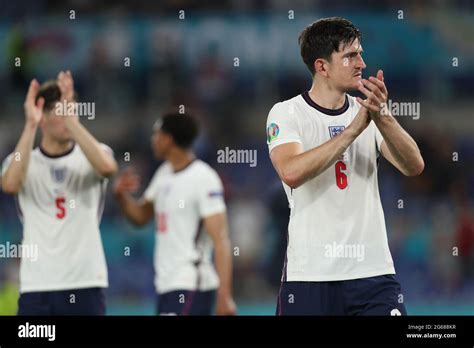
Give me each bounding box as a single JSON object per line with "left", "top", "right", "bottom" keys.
{"left": 1, "top": 144, "right": 109, "bottom": 293}
{"left": 144, "top": 159, "right": 225, "bottom": 294}
{"left": 266, "top": 91, "right": 395, "bottom": 282}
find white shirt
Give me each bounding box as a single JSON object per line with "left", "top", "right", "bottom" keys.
{"left": 1, "top": 144, "right": 110, "bottom": 293}
{"left": 144, "top": 159, "right": 226, "bottom": 294}
{"left": 266, "top": 92, "right": 395, "bottom": 282}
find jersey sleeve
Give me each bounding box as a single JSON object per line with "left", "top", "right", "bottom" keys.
{"left": 1, "top": 152, "right": 31, "bottom": 194}
{"left": 1, "top": 153, "right": 14, "bottom": 177}
{"left": 196, "top": 169, "right": 226, "bottom": 218}
{"left": 91, "top": 143, "right": 115, "bottom": 180}
{"left": 143, "top": 168, "right": 161, "bottom": 203}
{"left": 266, "top": 102, "right": 302, "bottom": 153}
{"left": 100, "top": 143, "right": 114, "bottom": 156}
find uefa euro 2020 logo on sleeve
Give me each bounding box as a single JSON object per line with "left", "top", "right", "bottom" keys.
{"left": 267, "top": 123, "right": 280, "bottom": 144}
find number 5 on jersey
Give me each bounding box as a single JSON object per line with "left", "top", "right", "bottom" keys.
{"left": 55, "top": 197, "right": 66, "bottom": 219}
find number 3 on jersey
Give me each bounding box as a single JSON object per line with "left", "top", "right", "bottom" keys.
{"left": 335, "top": 161, "right": 348, "bottom": 189}
{"left": 55, "top": 197, "right": 66, "bottom": 219}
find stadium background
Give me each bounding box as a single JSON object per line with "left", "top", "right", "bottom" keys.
{"left": 0, "top": 0, "right": 473, "bottom": 315}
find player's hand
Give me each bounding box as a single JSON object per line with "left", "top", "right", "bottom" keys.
{"left": 24, "top": 79, "right": 45, "bottom": 127}
{"left": 57, "top": 70, "right": 75, "bottom": 103}
{"left": 349, "top": 101, "right": 371, "bottom": 135}
{"left": 356, "top": 69, "right": 390, "bottom": 118}
{"left": 57, "top": 70, "right": 79, "bottom": 123}
{"left": 216, "top": 294, "right": 237, "bottom": 316}
{"left": 113, "top": 168, "right": 141, "bottom": 197}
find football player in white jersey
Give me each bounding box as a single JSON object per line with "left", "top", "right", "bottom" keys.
{"left": 113, "top": 112, "right": 236, "bottom": 315}
{"left": 267, "top": 17, "right": 424, "bottom": 315}
{"left": 1, "top": 71, "right": 117, "bottom": 315}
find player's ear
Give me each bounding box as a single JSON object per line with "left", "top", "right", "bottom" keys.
{"left": 40, "top": 109, "right": 51, "bottom": 126}
{"left": 167, "top": 134, "right": 176, "bottom": 148}
{"left": 314, "top": 58, "right": 328, "bottom": 77}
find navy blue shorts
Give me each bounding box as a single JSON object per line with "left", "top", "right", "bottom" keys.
{"left": 18, "top": 287, "right": 106, "bottom": 316}
{"left": 156, "top": 290, "right": 216, "bottom": 315}
{"left": 276, "top": 274, "right": 407, "bottom": 316}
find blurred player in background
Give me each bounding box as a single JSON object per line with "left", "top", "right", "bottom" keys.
{"left": 1, "top": 71, "right": 118, "bottom": 315}
{"left": 267, "top": 17, "right": 424, "bottom": 315}
{"left": 113, "top": 112, "right": 236, "bottom": 315}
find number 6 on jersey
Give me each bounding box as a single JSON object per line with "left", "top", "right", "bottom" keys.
{"left": 335, "top": 161, "right": 347, "bottom": 189}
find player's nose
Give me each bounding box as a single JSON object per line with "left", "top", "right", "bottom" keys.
{"left": 357, "top": 55, "right": 367, "bottom": 69}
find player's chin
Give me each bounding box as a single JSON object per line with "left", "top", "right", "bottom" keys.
{"left": 57, "top": 133, "right": 73, "bottom": 143}
{"left": 61, "top": 134, "right": 73, "bottom": 142}
{"left": 346, "top": 85, "right": 360, "bottom": 92}
{"left": 346, "top": 79, "right": 362, "bottom": 91}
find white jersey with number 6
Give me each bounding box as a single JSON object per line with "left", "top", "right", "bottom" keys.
{"left": 266, "top": 92, "right": 395, "bottom": 282}
{"left": 144, "top": 159, "right": 225, "bottom": 294}
{"left": 1, "top": 144, "right": 109, "bottom": 293}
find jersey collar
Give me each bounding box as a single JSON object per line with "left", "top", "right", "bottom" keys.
{"left": 39, "top": 143, "right": 75, "bottom": 158}
{"left": 301, "top": 91, "right": 349, "bottom": 116}
{"left": 173, "top": 158, "right": 196, "bottom": 174}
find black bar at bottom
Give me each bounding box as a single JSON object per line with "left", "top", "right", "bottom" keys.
{"left": 0, "top": 316, "right": 472, "bottom": 346}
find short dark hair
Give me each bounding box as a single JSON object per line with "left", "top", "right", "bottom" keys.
{"left": 35, "top": 80, "right": 61, "bottom": 112}
{"left": 156, "top": 112, "right": 199, "bottom": 149}
{"left": 299, "top": 17, "right": 361, "bottom": 75}
{"left": 35, "top": 80, "right": 78, "bottom": 112}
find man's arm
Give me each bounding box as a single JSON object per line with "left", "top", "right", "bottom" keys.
{"left": 58, "top": 71, "right": 118, "bottom": 178}
{"left": 377, "top": 121, "right": 424, "bottom": 176}
{"left": 270, "top": 105, "right": 371, "bottom": 189}
{"left": 357, "top": 70, "right": 424, "bottom": 176}
{"left": 203, "top": 212, "right": 236, "bottom": 315}
{"left": 65, "top": 120, "right": 118, "bottom": 178}
{"left": 113, "top": 168, "right": 154, "bottom": 226}
{"left": 2, "top": 79, "right": 44, "bottom": 194}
